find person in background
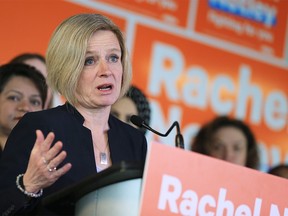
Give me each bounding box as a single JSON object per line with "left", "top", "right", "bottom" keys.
{"left": 191, "top": 116, "right": 259, "bottom": 169}
{"left": 0, "top": 63, "right": 47, "bottom": 158}
{"left": 10, "top": 53, "right": 54, "bottom": 109}
{"left": 111, "top": 85, "right": 151, "bottom": 134}
{"left": 0, "top": 13, "right": 147, "bottom": 215}
{"left": 267, "top": 164, "right": 288, "bottom": 179}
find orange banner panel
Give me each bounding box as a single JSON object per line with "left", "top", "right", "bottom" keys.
{"left": 94, "top": 0, "right": 191, "bottom": 27}
{"left": 140, "top": 142, "right": 288, "bottom": 215}
{"left": 132, "top": 24, "right": 288, "bottom": 169}
{"left": 194, "top": 0, "right": 288, "bottom": 59}
{"left": 0, "top": 1, "right": 126, "bottom": 64}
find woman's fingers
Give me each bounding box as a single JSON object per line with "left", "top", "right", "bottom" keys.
{"left": 44, "top": 141, "right": 63, "bottom": 163}
{"left": 32, "top": 151, "right": 71, "bottom": 189}
{"left": 38, "top": 130, "right": 55, "bottom": 153}
{"left": 39, "top": 131, "right": 63, "bottom": 166}
{"left": 46, "top": 150, "right": 68, "bottom": 174}
{"left": 35, "top": 130, "right": 45, "bottom": 143}
{"left": 48, "top": 162, "right": 72, "bottom": 179}
{"left": 23, "top": 130, "right": 72, "bottom": 192}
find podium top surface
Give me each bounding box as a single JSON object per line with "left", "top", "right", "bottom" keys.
{"left": 42, "top": 161, "right": 144, "bottom": 210}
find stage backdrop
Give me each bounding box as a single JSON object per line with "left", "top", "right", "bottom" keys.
{"left": 0, "top": 0, "right": 287, "bottom": 171}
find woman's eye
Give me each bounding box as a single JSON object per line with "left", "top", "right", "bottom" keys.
{"left": 84, "top": 57, "right": 95, "bottom": 66}
{"left": 233, "top": 145, "right": 243, "bottom": 152}
{"left": 7, "top": 95, "right": 20, "bottom": 102}
{"left": 109, "top": 55, "right": 119, "bottom": 63}
{"left": 30, "top": 99, "right": 41, "bottom": 107}
{"left": 210, "top": 142, "right": 222, "bottom": 151}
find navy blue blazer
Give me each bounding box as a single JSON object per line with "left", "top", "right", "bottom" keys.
{"left": 0, "top": 103, "right": 147, "bottom": 215}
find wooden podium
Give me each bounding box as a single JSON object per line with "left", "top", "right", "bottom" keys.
{"left": 42, "top": 162, "right": 144, "bottom": 215}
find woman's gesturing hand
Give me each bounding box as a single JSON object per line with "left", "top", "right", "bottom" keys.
{"left": 23, "top": 130, "right": 72, "bottom": 193}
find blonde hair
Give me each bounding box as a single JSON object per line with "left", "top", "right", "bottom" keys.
{"left": 46, "top": 14, "right": 132, "bottom": 105}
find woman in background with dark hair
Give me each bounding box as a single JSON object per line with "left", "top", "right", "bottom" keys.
{"left": 0, "top": 63, "right": 47, "bottom": 157}
{"left": 10, "top": 53, "right": 54, "bottom": 109}
{"left": 10, "top": 53, "right": 46, "bottom": 71}
{"left": 111, "top": 85, "right": 151, "bottom": 134}
{"left": 268, "top": 164, "right": 288, "bottom": 179}
{"left": 191, "top": 116, "right": 259, "bottom": 169}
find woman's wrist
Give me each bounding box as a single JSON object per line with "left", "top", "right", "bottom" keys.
{"left": 16, "top": 174, "right": 43, "bottom": 198}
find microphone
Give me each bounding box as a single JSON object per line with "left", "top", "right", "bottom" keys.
{"left": 130, "top": 115, "right": 184, "bottom": 149}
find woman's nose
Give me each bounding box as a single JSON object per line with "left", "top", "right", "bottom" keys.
{"left": 17, "top": 100, "right": 31, "bottom": 112}
{"left": 98, "top": 59, "right": 111, "bottom": 76}
{"left": 223, "top": 148, "right": 235, "bottom": 162}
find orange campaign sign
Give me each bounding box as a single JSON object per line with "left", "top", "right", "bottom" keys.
{"left": 132, "top": 23, "right": 288, "bottom": 170}
{"left": 93, "top": 0, "right": 191, "bottom": 27}
{"left": 194, "top": 0, "right": 288, "bottom": 59}
{"left": 0, "top": 1, "right": 127, "bottom": 64}
{"left": 139, "top": 142, "right": 288, "bottom": 216}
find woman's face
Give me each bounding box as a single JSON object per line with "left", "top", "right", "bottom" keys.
{"left": 76, "top": 30, "right": 123, "bottom": 109}
{"left": 0, "top": 76, "right": 43, "bottom": 134}
{"left": 207, "top": 126, "right": 248, "bottom": 166}
{"left": 111, "top": 97, "right": 138, "bottom": 127}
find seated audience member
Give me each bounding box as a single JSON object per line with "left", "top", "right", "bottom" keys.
{"left": 191, "top": 116, "right": 259, "bottom": 169}
{"left": 268, "top": 164, "right": 288, "bottom": 179}
{"left": 10, "top": 53, "right": 54, "bottom": 108}
{"left": 0, "top": 63, "right": 47, "bottom": 157}
{"left": 111, "top": 85, "right": 151, "bottom": 134}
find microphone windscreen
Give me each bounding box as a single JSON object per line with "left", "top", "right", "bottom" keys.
{"left": 130, "top": 115, "right": 144, "bottom": 127}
